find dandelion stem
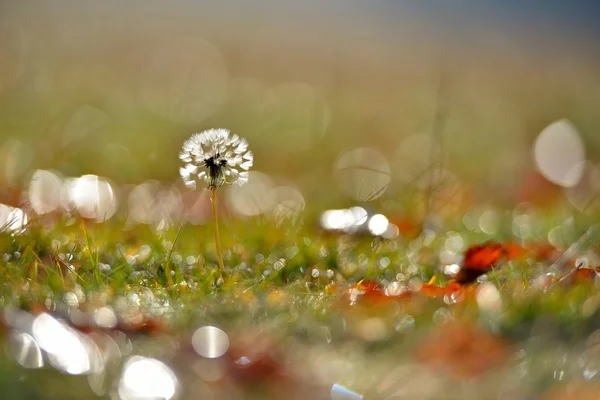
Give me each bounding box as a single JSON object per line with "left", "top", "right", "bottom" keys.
{"left": 211, "top": 186, "right": 226, "bottom": 274}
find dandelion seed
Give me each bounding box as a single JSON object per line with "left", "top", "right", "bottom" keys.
{"left": 179, "top": 128, "right": 253, "bottom": 275}
{"left": 179, "top": 128, "right": 253, "bottom": 189}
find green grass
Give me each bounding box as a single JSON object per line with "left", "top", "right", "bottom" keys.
{"left": 1, "top": 208, "right": 600, "bottom": 399}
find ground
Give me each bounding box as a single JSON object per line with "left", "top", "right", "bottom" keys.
{"left": 1, "top": 210, "right": 600, "bottom": 399}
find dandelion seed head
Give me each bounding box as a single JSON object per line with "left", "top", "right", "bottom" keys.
{"left": 179, "top": 128, "right": 253, "bottom": 189}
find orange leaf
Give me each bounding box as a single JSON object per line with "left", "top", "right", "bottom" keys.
{"left": 504, "top": 241, "right": 526, "bottom": 260}
{"left": 420, "top": 282, "right": 463, "bottom": 298}
{"left": 463, "top": 242, "right": 505, "bottom": 270}
{"left": 355, "top": 280, "right": 380, "bottom": 292}
{"left": 344, "top": 280, "right": 410, "bottom": 305}
{"left": 572, "top": 267, "right": 599, "bottom": 285}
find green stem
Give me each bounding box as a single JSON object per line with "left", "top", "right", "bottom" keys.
{"left": 211, "top": 186, "right": 226, "bottom": 274}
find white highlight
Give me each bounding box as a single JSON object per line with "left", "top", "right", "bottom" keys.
{"left": 0, "top": 204, "right": 27, "bottom": 233}
{"left": 191, "top": 326, "right": 229, "bottom": 359}
{"left": 29, "top": 170, "right": 63, "bottom": 214}
{"left": 64, "top": 175, "right": 118, "bottom": 222}
{"left": 226, "top": 171, "right": 274, "bottom": 216}
{"left": 368, "top": 214, "right": 389, "bottom": 236}
{"left": 320, "top": 207, "right": 368, "bottom": 233}
{"left": 476, "top": 283, "right": 502, "bottom": 313}
{"left": 32, "top": 313, "right": 102, "bottom": 375}
{"left": 534, "top": 119, "right": 585, "bottom": 187}
{"left": 8, "top": 331, "right": 44, "bottom": 369}
{"left": 128, "top": 181, "right": 181, "bottom": 228}
{"left": 118, "top": 356, "right": 178, "bottom": 400}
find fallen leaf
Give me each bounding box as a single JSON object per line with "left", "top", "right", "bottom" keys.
{"left": 451, "top": 242, "right": 505, "bottom": 284}
{"left": 415, "top": 321, "right": 510, "bottom": 379}
{"left": 420, "top": 282, "right": 463, "bottom": 298}
{"left": 571, "top": 267, "right": 600, "bottom": 285}
{"left": 343, "top": 280, "right": 410, "bottom": 306}
{"left": 463, "top": 242, "right": 505, "bottom": 270}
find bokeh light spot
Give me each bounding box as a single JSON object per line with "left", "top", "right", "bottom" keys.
{"left": 191, "top": 326, "right": 229, "bottom": 359}
{"left": 368, "top": 214, "right": 389, "bottom": 236}
{"left": 29, "top": 170, "right": 63, "bottom": 215}
{"left": 118, "top": 356, "right": 179, "bottom": 400}
{"left": 534, "top": 119, "right": 585, "bottom": 187}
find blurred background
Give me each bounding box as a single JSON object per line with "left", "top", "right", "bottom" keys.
{"left": 1, "top": 1, "right": 600, "bottom": 215}
{"left": 2, "top": 3, "right": 600, "bottom": 399}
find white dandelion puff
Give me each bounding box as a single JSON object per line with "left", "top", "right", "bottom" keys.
{"left": 179, "top": 128, "right": 253, "bottom": 189}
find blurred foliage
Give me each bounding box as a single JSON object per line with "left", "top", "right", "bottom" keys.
{"left": 1, "top": 3, "right": 600, "bottom": 208}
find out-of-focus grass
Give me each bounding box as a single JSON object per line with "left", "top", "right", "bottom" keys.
{"left": 1, "top": 207, "right": 600, "bottom": 398}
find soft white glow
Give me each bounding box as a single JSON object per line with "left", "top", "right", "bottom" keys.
{"left": 384, "top": 281, "right": 405, "bottom": 296}
{"left": 32, "top": 313, "right": 100, "bottom": 375}
{"left": 320, "top": 207, "right": 368, "bottom": 232}
{"left": 8, "top": 331, "right": 44, "bottom": 369}
{"left": 566, "top": 161, "right": 600, "bottom": 212}
{"left": 118, "top": 356, "right": 178, "bottom": 400}
{"left": 94, "top": 306, "right": 117, "bottom": 329}
{"left": 476, "top": 283, "right": 502, "bottom": 313}
{"left": 355, "top": 317, "right": 389, "bottom": 342}
{"left": 368, "top": 214, "right": 389, "bottom": 236}
{"left": 479, "top": 210, "right": 500, "bottom": 235}
{"left": 66, "top": 175, "right": 118, "bottom": 222}
{"left": 0, "top": 204, "right": 27, "bottom": 233}
{"left": 534, "top": 119, "right": 585, "bottom": 187}
{"left": 321, "top": 209, "right": 348, "bottom": 230}
{"left": 192, "top": 326, "right": 229, "bottom": 359}
{"left": 271, "top": 186, "right": 305, "bottom": 222}
{"left": 226, "top": 171, "right": 275, "bottom": 216}
{"left": 181, "top": 189, "right": 211, "bottom": 225}
{"left": 348, "top": 206, "right": 368, "bottom": 226}
{"left": 512, "top": 213, "right": 533, "bottom": 239}
{"left": 128, "top": 181, "right": 182, "bottom": 228}
{"left": 381, "top": 223, "right": 399, "bottom": 239}
{"left": 444, "top": 264, "right": 461, "bottom": 276}
{"left": 29, "top": 170, "right": 63, "bottom": 214}
{"left": 444, "top": 232, "right": 464, "bottom": 254}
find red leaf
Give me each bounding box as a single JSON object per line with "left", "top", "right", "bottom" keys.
{"left": 463, "top": 242, "right": 505, "bottom": 270}
{"left": 572, "top": 267, "right": 600, "bottom": 285}
{"left": 446, "top": 242, "right": 506, "bottom": 284}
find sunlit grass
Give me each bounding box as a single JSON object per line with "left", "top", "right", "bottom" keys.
{"left": 1, "top": 206, "right": 600, "bottom": 398}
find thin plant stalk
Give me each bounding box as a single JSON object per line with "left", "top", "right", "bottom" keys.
{"left": 211, "top": 186, "right": 226, "bottom": 274}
